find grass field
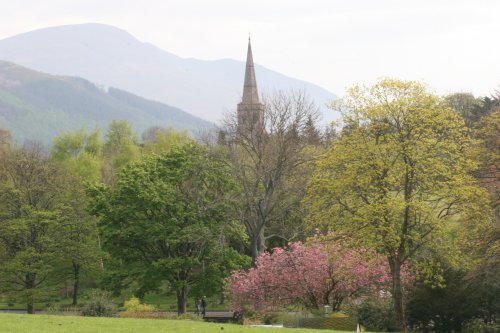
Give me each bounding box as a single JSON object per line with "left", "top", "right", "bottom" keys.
{"left": 0, "top": 313, "right": 358, "bottom": 333}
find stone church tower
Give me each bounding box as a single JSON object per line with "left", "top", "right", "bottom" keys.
{"left": 237, "top": 38, "right": 264, "bottom": 133}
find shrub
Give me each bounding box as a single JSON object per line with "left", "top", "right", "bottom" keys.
{"left": 6, "top": 297, "right": 15, "bottom": 307}
{"left": 463, "top": 319, "right": 500, "bottom": 333}
{"left": 278, "top": 311, "right": 315, "bottom": 328}
{"left": 121, "top": 297, "right": 159, "bottom": 319}
{"left": 355, "top": 299, "right": 396, "bottom": 332}
{"left": 407, "top": 267, "right": 500, "bottom": 332}
{"left": 81, "top": 290, "right": 116, "bottom": 317}
{"left": 262, "top": 312, "right": 281, "bottom": 325}
{"left": 123, "top": 297, "right": 156, "bottom": 312}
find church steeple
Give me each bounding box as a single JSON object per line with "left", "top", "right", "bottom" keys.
{"left": 237, "top": 38, "right": 264, "bottom": 132}
{"left": 242, "top": 38, "right": 260, "bottom": 104}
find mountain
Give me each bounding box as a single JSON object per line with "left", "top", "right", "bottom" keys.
{"left": 0, "top": 23, "right": 339, "bottom": 123}
{"left": 0, "top": 61, "right": 213, "bottom": 145}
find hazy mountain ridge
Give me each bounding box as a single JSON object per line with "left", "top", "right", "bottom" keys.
{"left": 0, "top": 23, "right": 339, "bottom": 123}
{"left": 0, "top": 61, "right": 213, "bottom": 145}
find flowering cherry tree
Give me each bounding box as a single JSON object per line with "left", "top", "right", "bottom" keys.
{"left": 226, "top": 241, "right": 389, "bottom": 314}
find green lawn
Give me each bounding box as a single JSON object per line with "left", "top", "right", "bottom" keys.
{"left": 0, "top": 313, "right": 357, "bottom": 333}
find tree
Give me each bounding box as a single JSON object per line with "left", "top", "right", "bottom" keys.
{"left": 445, "top": 92, "right": 481, "bottom": 128}
{"left": 305, "top": 79, "right": 490, "bottom": 331}
{"left": 467, "top": 109, "right": 500, "bottom": 312}
{"left": 141, "top": 126, "right": 164, "bottom": 142}
{"left": 474, "top": 108, "right": 500, "bottom": 221}
{"left": 0, "top": 128, "right": 11, "bottom": 159}
{"left": 302, "top": 115, "right": 322, "bottom": 146}
{"left": 52, "top": 127, "right": 102, "bottom": 182}
{"left": 52, "top": 128, "right": 104, "bottom": 305}
{"left": 224, "top": 90, "right": 321, "bottom": 260}
{"left": 407, "top": 266, "right": 500, "bottom": 331}
{"left": 88, "top": 142, "right": 244, "bottom": 314}
{"left": 0, "top": 143, "right": 64, "bottom": 313}
{"left": 102, "top": 120, "right": 140, "bottom": 184}
{"left": 226, "top": 239, "right": 389, "bottom": 315}
{"left": 142, "top": 126, "right": 192, "bottom": 154}
{"left": 474, "top": 90, "right": 500, "bottom": 124}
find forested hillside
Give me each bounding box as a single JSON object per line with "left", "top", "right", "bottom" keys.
{"left": 0, "top": 61, "right": 213, "bottom": 145}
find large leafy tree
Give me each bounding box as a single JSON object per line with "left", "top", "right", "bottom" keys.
{"left": 474, "top": 108, "right": 500, "bottom": 221}
{"left": 88, "top": 142, "right": 244, "bottom": 314}
{"left": 0, "top": 143, "right": 65, "bottom": 313}
{"left": 51, "top": 128, "right": 104, "bottom": 305}
{"left": 305, "top": 79, "right": 490, "bottom": 331}
{"left": 466, "top": 108, "right": 500, "bottom": 317}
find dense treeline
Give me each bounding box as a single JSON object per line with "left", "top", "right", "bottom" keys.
{"left": 0, "top": 82, "right": 498, "bottom": 332}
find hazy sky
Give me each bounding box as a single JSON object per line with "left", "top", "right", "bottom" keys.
{"left": 1, "top": 0, "right": 499, "bottom": 97}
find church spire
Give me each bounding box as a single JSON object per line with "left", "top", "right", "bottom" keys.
{"left": 242, "top": 38, "right": 260, "bottom": 104}
{"left": 237, "top": 38, "right": 264, "bottom": 132}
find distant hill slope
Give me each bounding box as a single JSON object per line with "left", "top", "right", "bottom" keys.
{"left": 0, "top": 61, "right": 214, "bottom": 145}
{"left": 0, "top": 23, "right": 339, "bottom": 123}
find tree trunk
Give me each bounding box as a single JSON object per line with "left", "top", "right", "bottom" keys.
{"left": 220, "top": 291, "right": 225, "bottom": 305}
{"left": 25, "top": 273, "right": 36, "bottom": 314}
{"left": 72, "top": 261, "right": 80, "bottom": 306}
{"left": 97, "top": 234, "right": 104, "bottom": 271}
{"left": 251, "top": 227, "right": 265, "bottom": 261}
{"left": 390, "top": 258, "right": 406, "bottom": 332}
{"left": 27, "top": 299, "right": 34, "bottom": 314}
{"left": 176, "top": 285, "right": 188, "bottom": 315}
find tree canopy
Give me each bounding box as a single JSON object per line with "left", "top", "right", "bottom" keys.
{"left": 305, "top": 79, "right": 490, "bottom": 331}
{"left": 88, "top": 142, "right": 247, "bottom": 314}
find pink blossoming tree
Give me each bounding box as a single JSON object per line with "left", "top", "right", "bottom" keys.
{"left": 226, "top": 240, "right": 390, "bottom": 315}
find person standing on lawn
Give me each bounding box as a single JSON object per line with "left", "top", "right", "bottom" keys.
{"left": 195, "top": 298, "right": 202, "bottom": 316}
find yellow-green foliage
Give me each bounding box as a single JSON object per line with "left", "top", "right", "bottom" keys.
{"left": 52, "top": 127, "right": 102, "bottom": 183}
{"left": 142, "top": 127, "right": 192, "bottom": 154}
{"left": 123, "top": 297, "right": 157, "bottom": 312}
{"left": 305, "top": 78, "right": 491, "bottom": 280}
{"left": 121, "top": 297, "right": 158, "bottom": 318}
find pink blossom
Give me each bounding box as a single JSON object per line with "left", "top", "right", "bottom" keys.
{"left": 226, "top": 240, "right": 390, "bottom": 314}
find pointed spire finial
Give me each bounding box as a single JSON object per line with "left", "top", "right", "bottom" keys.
{"left": 241, "top": 35, "right": 259, "bottom": 104}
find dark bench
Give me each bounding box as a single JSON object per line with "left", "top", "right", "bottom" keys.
{"left": 203, "top": 311, "right": 236, "bottom": 322}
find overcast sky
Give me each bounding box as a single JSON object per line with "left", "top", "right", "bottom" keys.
{"left": 1, "top": 0, "right": 499, "bottom": 97}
